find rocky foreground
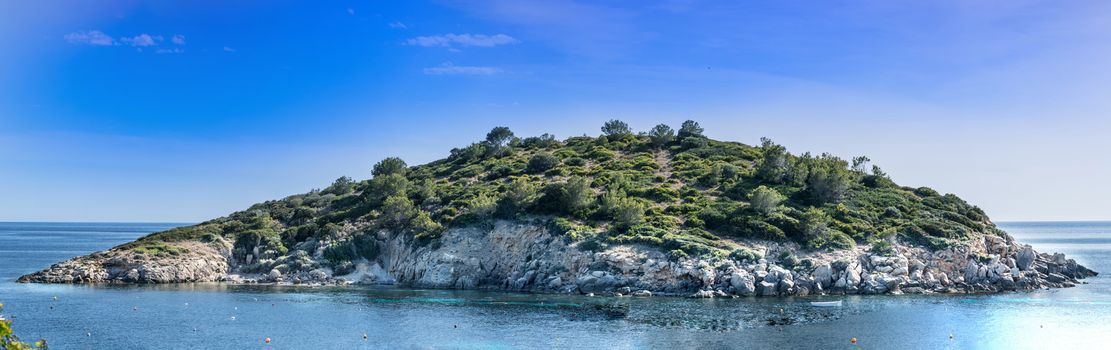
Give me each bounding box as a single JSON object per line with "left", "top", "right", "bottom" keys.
{"left": 19, "top": 221, "right": 1096, "bottom": 297}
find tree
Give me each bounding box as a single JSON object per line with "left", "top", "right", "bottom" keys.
{"left": 485, "top": 126, "right": 515, "bottom": 148}
{"left": 372, "top": 157, "right": 408, "bottom": 177}
{"left": 324, "top": 176, "right": 354, "bottom": 195}
{"left": 798, "top": 208, "right": 831, "bottom": 241}
{"left": 365, "top": 174, "right": 409, "bottom": 205}
{"left": 521, "top": 133, "right": 559, "bottom": 149}
{"left": 497, "top": 178, "right": 538, "bottom": 217}
{"left": 749, "top": 185, "right": 785, "bottom": 215}
{"left": 755, "top": 138, "right": 789, "bottom": 183}
{"left": 677, "top": 120, "right": 704, "bottom": 139}
{"left": 806, "top": 155, "right": 851, "bottom": 204}
{"left": 601, "top": 119, "right": 632, "bottom": 137}
{"left": 871, "top": 165, "right": 887, "bottom": 178}
{"left": 851, "top": 156, "right": 871, "bottom": 173}
{"left": 380, "top": 195, "right": 416, "bottom": 228}
{"left": 526, "top": 153, "right": 560, "bottom": 174}
{"left": 449, "top": 143, "right": 486, "bottom": 162}
{"left": 648, "top": 124, "right": 675, "bottom": 148}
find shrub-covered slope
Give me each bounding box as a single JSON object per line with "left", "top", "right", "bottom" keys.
{"left": 121, "top": 120, "right": 999, "bottom": 273}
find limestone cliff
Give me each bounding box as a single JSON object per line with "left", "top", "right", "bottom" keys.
{"left": 19, "top": 221, "right": 1096, "bottom": 297}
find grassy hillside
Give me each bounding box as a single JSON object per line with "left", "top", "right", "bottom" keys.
{"left": 123, "top": 120, "right": 1002, "bottom": 273}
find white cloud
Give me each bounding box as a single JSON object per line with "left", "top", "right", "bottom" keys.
{"left": 423, "top": 62, "right": 502, "bottom": 75}
{"left": 389, "top": 21, "right": 409, "bottom": 29}
{"left": 120, "top": 34, "right": 160, "bottom": 47}
{"left": 64, "top": 30, "right": 115, "bottom": 46}
{"left": 64, "top": 31, "right": 188, "bottom": 51}
{"left": 407, "top": 33, "right": 518, "bottom": 48}
{"left": 347, "top": 8, "right": 355, "bottom": 15}
{"left": 223, "top": 46, "right": 236, "bottom": 52}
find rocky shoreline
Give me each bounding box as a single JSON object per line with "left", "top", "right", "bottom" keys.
{"left": 18, "top": 221, "right": 1097, "bottom": 298}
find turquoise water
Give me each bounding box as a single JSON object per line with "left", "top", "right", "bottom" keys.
{"left": 0, "top": 222, "right": 1108, "bottom": 349}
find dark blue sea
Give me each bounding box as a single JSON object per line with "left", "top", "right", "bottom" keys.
{"left": 1, "top": 221, "right": 1108, "bottom": 349}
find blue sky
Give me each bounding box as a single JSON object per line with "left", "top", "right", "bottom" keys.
{"left": 2, "top": 0, "right": 1110, "bottom": 222}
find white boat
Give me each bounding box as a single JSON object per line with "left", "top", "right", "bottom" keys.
{"left": 809, "top": 300, "right": 842, "bottom": 307}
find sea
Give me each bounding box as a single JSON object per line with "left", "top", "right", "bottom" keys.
{"left": 0, "top": 221, "right": 1108, "bottom": 349}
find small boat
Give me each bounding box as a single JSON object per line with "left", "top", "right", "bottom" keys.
{"left": 810, "top": 300, "right": 843, "bottom": 307}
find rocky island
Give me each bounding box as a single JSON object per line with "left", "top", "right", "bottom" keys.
{"left": 19, "top": 120, "right": 1097, "bottom": 297}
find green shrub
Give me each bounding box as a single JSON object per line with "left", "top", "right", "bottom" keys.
{"left": 323, "top": 241, "right": 356, "bottom": 264}
{"left": 729, "top": 248, "right": 761, "bottom": 262}
{"left": 538, "top": 177, "right": 593, "bottom": 215}
{"left": 527, "top": 153, "right": 560, "bottom": 174}
{"left": 563, "top": 157, "right": 587, "bottom": 166}
{"left": 599, "top": 190, "right": 645, "bottom": 230}
{"left": 587, "top": 147, "right": 616, "bottom": 162}
{"left": 778, "top": 251, "right": 801, "bottom": 267}
{"left": 749, "top": 185, "right": 785, "bottom": 214}
{"left": 411, "top": 211, "right": 443, "bottom": 240}
{"left": 869, "top": 240, "right": 896, "bottom": 256}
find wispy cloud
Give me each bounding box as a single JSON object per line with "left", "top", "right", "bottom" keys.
{"left": 347, "top": 8, "right": 355, "bottom": 15}
{"left": 223, "top": 46, "right": 236, "bottom": 52}
{"left": 64, "top": 30, "right": 115, "bottom": 46}
{"left": 65, "top": 31, "right": 188, "bottom": 52}
{"left": 389, "top": 21, "right": 409, "bottom": 29}
{"left": 120, "top": 34, "right": 160, "bottom": 47}
{"left": 407, "top": 33, "right": 518, "bottom": 48}
{"left": 423, "top": 62, "right": 502, "bottom": 75}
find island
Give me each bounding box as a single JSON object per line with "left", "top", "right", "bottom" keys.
{"left": 19, "top": 120, "right": 1097, "bottom": 297}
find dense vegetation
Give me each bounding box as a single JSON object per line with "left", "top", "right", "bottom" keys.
{"left": 0, "top": 304, "right": 47, "bottom": 349}
{"left": 125, "top": 120, "right": 1002, "bottom": 272}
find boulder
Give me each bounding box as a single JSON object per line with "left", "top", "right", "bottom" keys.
{"left": 1016, "top": 246, "right": 1037, "bottom": 271}
{"left": 547, "top": 276, "right": 562, "bottom": 289}
{"left": 812, "top": 264, "right": 833, "bottom": 289}
{"left": 730, "top": 271, "right": 756, "bottom": 296}
{"left": 757, "top": 281, "right": 778, "bottom": 296}
{"left": 690, "top": 290, "right": 716, "bottom": 298}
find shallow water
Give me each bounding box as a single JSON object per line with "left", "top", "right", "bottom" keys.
{"left": 0, "top": 222, "right": 1108, "bottom": 349}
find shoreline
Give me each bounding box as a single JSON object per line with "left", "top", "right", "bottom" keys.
{"left": 18, "top": 221, "right": 1098, "bottom": 299}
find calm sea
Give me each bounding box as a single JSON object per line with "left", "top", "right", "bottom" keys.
{"left": 0, "top": 221, "right": 1108, "bottom": 349}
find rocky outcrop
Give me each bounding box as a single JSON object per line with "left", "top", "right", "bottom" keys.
{"left": 18, "top": 241, "right": 230, "bottom": 284}
{"left": 17, "top": 221, "right": 1097, "bottom": 297}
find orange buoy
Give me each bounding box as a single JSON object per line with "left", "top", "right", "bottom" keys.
{"left": 265, "top": 338, "right": 271, "bottom": 344}
{"left": 850, "top": 338, "right": 857, "bottom": 344}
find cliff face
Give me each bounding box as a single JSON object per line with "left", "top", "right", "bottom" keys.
{"left": 19, "top": 221, "right": 1096, "bottom": 297}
